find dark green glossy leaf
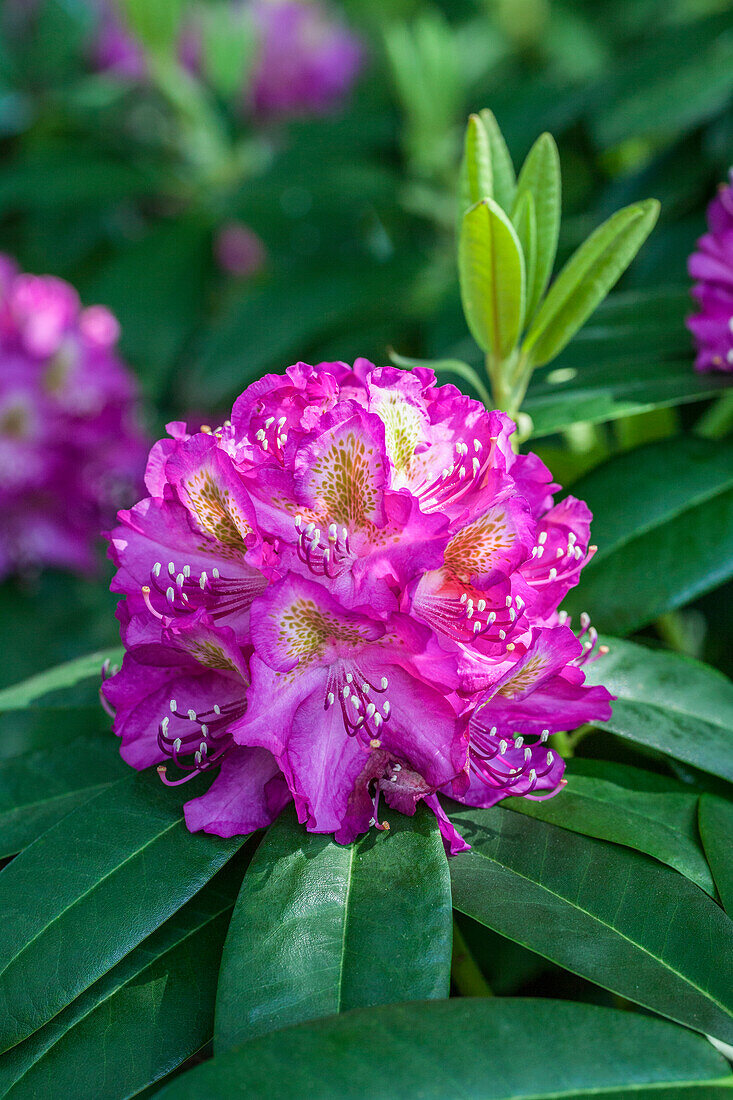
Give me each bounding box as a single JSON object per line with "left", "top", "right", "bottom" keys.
{"left": 563, "top": 436, "right": 733, "bottom": 633}
{"left": 155, "top": 999, "right": 733, "bottom": 1099}
{"left": 585, "top": 636, "right": 733, "bottom": 782}
{"left": 504, "top": 758, "right": 714, "bottom": 895}
{"left": 0, "top": 864, "right": 243, "bottom": 1099}
{"left": 214, "top": 805, "right": 451, "bottom": 1051}
{"left": 699, "top": 796, "right": 733, "bottom": 914}
{"left": 449, "top": 804, "right": 733, "bottom": 1042}
{"left": 0, "top": 774, "right": 244, "bottom": 1054}
{"left": 0, "top": 649, "right": 122, "bottom": 712}
{"left": 459, "top": 198, "right": 525, "bottom": 358}
{"left": 0, "top": 735, "right": 126, "bottom": 859}
{"left": 523, "top": 200, "right": 659, "bottom": 367}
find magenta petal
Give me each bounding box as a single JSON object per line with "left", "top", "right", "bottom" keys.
{"left": 184, "top": 747, "right": 291, "bottom": 837}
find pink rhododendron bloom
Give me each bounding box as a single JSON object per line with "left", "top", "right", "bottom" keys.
{"left": 103, "top": 360, "right": 612, "bottom": 851}
{"left": 0, "top": 256, "right": 148, "bottom": 578}
{"left": 687, "top": 169, "right": 733, "bottom": 372}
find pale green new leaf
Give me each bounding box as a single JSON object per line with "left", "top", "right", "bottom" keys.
{"left": 458, "top": 114, "right": 492, "bottom": 216}
{"left": 523, "top": 199, "right": 660, "bottom": 367}
{"left": 459, "top": 198, "right": 525, "bottom": 359}
{"left": 512, "top": 132, "right": 560, "bottom": 320}
{"left": 479, "top": 109, "right": 516, "bottom": 212}
{"left": 511, "top": 190, "right": 537, "bottom": 314}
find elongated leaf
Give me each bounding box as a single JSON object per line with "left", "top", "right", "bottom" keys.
{"left": 479, "top": 109, "right": 516, "bottom": 212}
{"left": 0, "top": 649, "right": 122, "bottom": 712}
{"left": 0, "top": 864, "right": 243, "bottom": 1099}
{"left": 511, "top": 190, "right": 537, "bottom": 313}
{"left": 459, "top": 198, "right": 525, "bottom": 358}
{"left": 699, "top": 796, "right": 733, "bottom": 914}
{"left": 563, "top": 436, "right": 733, "bottom": 633}
{"left": 0, "top": 774, "right": 244, "bottom": 1054}
{"left": 512, "top": 132, "right": 560, "bottom": 319}
{"left": 214, "top": 805, "right": 451, "bottom": 1051}
{"left": 449, "top": 804, "right": 733, "bottom": 1042}
{"left": 154, "top": 999, "right": 733, "bottom": 1099}
{"left": 504, "top": 759, "right": 714, "bottom": 895}
{"left": 523, "top": 199, "right": 659, "bottom": 367}
{"left": 0, "top": 735, "right": 126, "bottom": 859}
{"left": 458, "top": 114, "right": 492, "bottom": 215}
{"left": 585, "top": 636, "right": 733, "bottom": 782}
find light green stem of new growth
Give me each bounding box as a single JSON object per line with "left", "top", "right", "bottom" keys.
{"left": 485, "top": 349, "right": 534, "bottom": 438}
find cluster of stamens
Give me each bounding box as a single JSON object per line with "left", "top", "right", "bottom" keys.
{"left": 252, "top": 414, "right": 289, "bottom": 459}
{"left": 141, "top": 559, "right": 264, "bottom": 621}
{"left": 156, "top": 697, "right": 245, "bottom": 784}
{"left": 416, "top": 437, "right": 488, "bottom": 512}
{"left": 469, "top": 719, "right": 558, "bottom": 796}
{"left": 324, "top": 665, "right": 391, "bottom": 749}
{"left": 528, "top": 529, "right": 594, "bottom": 587}
{"left": 295, "top": 516, "right": 352, "bottom": 579}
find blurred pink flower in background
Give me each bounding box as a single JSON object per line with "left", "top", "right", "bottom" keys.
{"left": 687, "top": 169, "right": 733, "bottom": 373}
{"left": 0, "top": 257, "right": 148, "bottom": 578}
{"left": 214, "top": 222, "right": 267, "bottom": 277}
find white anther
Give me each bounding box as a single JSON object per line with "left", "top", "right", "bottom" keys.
{"left": 472, "top": 457, "right": 480, "bottom": 475}
{"left": 312, "top": 528, "right": 320, "bottom": 545}
{"left": 170, "top": 699, "right": 177, "bottom": 712}
{"left": 525, "top": 747, "right": 532, "bottom": 762}
{"left": 166, "top": 587, "right": 175, "bottom": 603}
{"left": 538, "top": 531, "right": 547, "bottom": 544}
{"left": 173, "top": 738, "right": 182, "bottom": 752}
{"left": 366, "top": 702, "right": 376, "bottom": 718}
{"left": 541, "top": 729, "right": 549, "bottom": 741}
{"left": 346, "top": 672, "right": 353, "bottom": 683}
{"left": 256, "top": 429, "right": 266, "bottom": 441}
{"left": 580, "top": 612, "right": 591, "bottom": 629}
{"left": 351, "top": 696, "right": 360, "bottom": 709}
{"left": 374, "top": 714, "right": 383, "bottom": 728}
{"left": 568, "top": 532, "right": 576, "bottom": 547}
{"left": 383, "top": 701, "right": 391, "bottom": 716}
{"left": 506, "top": 595, "right": 512, "bottom": 607}
{"left": 474, "top": 438, "right": 482, "bottom": 452}
{"left": 369, "top": 817, "right": 376, "bottom": 827}
{"left": 557, "top": 546, "right": 565, "bottom": 558}
{"left": 499, "top": 629, "right": 506, "bottom": 640}
{"left": 499, "top": 739, "right": 508, "bottom": 754}
{"left": 153, "top": 562, "right": 161, "bottom": 576}
{"left": 536, "top": 546, "right": 544, "bottom": 558}
{"left": 473, "top": 621, "right": 482, "bottom": 633}
{"left": 558, "top": 610, "right": 569, "bottom": 624}
{"left": 392, "top": 763, "right": 401, "bottom": 771}
{"left": 490, "top": 726, "right": 497, "bottom": 736}
{"left": 342, "top": 528, "right": 348, "bottom": 543}
{"left": 441, "top": 467, "right": 452, "bottom": 479}
{"left": 529, "top": 768, "right": 537, "bottom": 782}
{"left": 199, "top": 572, "right": 207, "bottom": 589}
{"left": 305, "top": 522, "right": 315, "bottom": 537}
{"left": 466, "top": 605, "right": 474, "bottom": 619}
{"left": 328, "top": 523, "right": 338, "bottom": 539}
{"left": 509, "top": 609, "right": 516, "bottom": 621}
{"left": 515, "top": 737, "right": 524, "bottom": 749}
{"left": 200, "top": 724, "right": 208, "bottom": 737}
{"left": 488, "top": 612, "right": 496, "bottom": 625}
{"left": 168, "top": 561, "right": 175, "bottom": 574}
{"left": 326, "top": 692, "right": 335, "bottom": 707}
{"left": 161, "top": 716, "right": 169, "bottom": 733}
{"left": 214, "top": 705, "right": 221, "bottom": 715}
{"left": 549, "top": 568, "right": 558, "bottom": 581}
{"left": 278, "top": 416, "right": 287, "bottom": 428}
{"left": 194, "top": 751, "right": 201, "bottom": 765}
{"left": 176, "top": 573, "right": 184, "bottom": 588}
{"left": 261, "top": 440, "right": 268, "bottom": 449}
{"left": 515, "top": 596, "right": 524, "bottom": 610}
{"left": 188, "top": 709, "right": 196, "bottom": 721}
{"left": 322, "top": 549, "right": 330, "bottom": 562}
{"left": 574, "top": 546, "right": 583, "bottom": 559}
{"left": 295, "top": 514, "right": 302, "bottom": 529}
{"left": 477, "top": 599, "right": 486, "bottom": 612}
{"left": 547, "top": 752, "right": 554, "bottom": 765}
{"left": 183, "top": 565, "right": 190, "bottom": 578}
{"left": 264, "top": 416, "right": 275, "bottom": 428}
{"left": 342, "top": 686, "right": 350, "bottom": 698}
{"left": 380, "top": 676, "right": 389, "bottom": 690}
{"left": 362, "top": 683, "right": 370, "bottom": 693}
{"left": 460, "top": 592, "right": 468, "bottom": 604}
{"left": 200, "top": 742, "right": 208, "bottom": 755}
{"left": 389, "top": 773, "right": 397, "bottom": 781}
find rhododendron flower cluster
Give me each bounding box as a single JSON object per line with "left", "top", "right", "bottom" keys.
{"left": 0, "top": 256, "right": 147, "bottom": 578}
{"left": 103, "top": 360, "right": 612, "bottom": 852}
{"left": 688, "top": 169, "right": 733, "bottom": 373}
{"left": 91, "top": 0, "right": 363, "bottom": 119}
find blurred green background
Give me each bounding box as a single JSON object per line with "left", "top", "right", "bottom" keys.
{"left": 0, "top": 0, "right": 731, "bottom": 684}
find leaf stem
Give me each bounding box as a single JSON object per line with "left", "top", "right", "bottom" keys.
{"left": 451, "top": 919, "right": 493, "bottom": 997}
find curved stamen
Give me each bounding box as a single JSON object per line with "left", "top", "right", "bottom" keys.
{"left": 156, "top": 697, "right": 245, "bottom": 785}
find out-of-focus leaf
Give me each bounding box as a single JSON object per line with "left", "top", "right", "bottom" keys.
{"left": 122, "top": 0, "right": 186, "bottom": 51}
{"left": 511, "top": 190, "right": 537, "bottom": 314}
{"left": 83, "top": 217, "right": 212, "bottom": 392}
{"left": 0, "top": 736, "right": 125, "bottom": 859}
{"left": 0, "top": 148, "right": 156, "bottom": 212}
{"left": 0, "top": 649, "right": 121, "bottom": 712}
{"left": 459, "top": 198, "right": 525, "bottom": 358}
{"left": 563, "top": 436, "right": 733, "bottom": 633}
{"left": 214, "top": 806, "right": 451, "bottom": 1051}
{"left": 699, "top": 796, "right": 733, "bottom": 914}
{"left": 523, "top": 200, "right": 660, "bottom": 367}
{"left": 0, "top": 774, "right": 245, "bottom": 1054}
{"left": 591, "top": 12, "right": 733, "bottom": 147}
{"left": 585, "top": 636, "right": 733, "bottom": 783}
{"left": 154, "top": 999, "right": 733, "bottom": 1099}
{"left": 0, "top": 865, "right": 242, "bottom": 1099}
{"left": 512, "top": 132, "right": 560, "bottom": 320}
{"left": 504, "top": 758, "right": 714, "bottom": 895}
{"left": 449, "top": 804, "right": 733, "bottom": 1042}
